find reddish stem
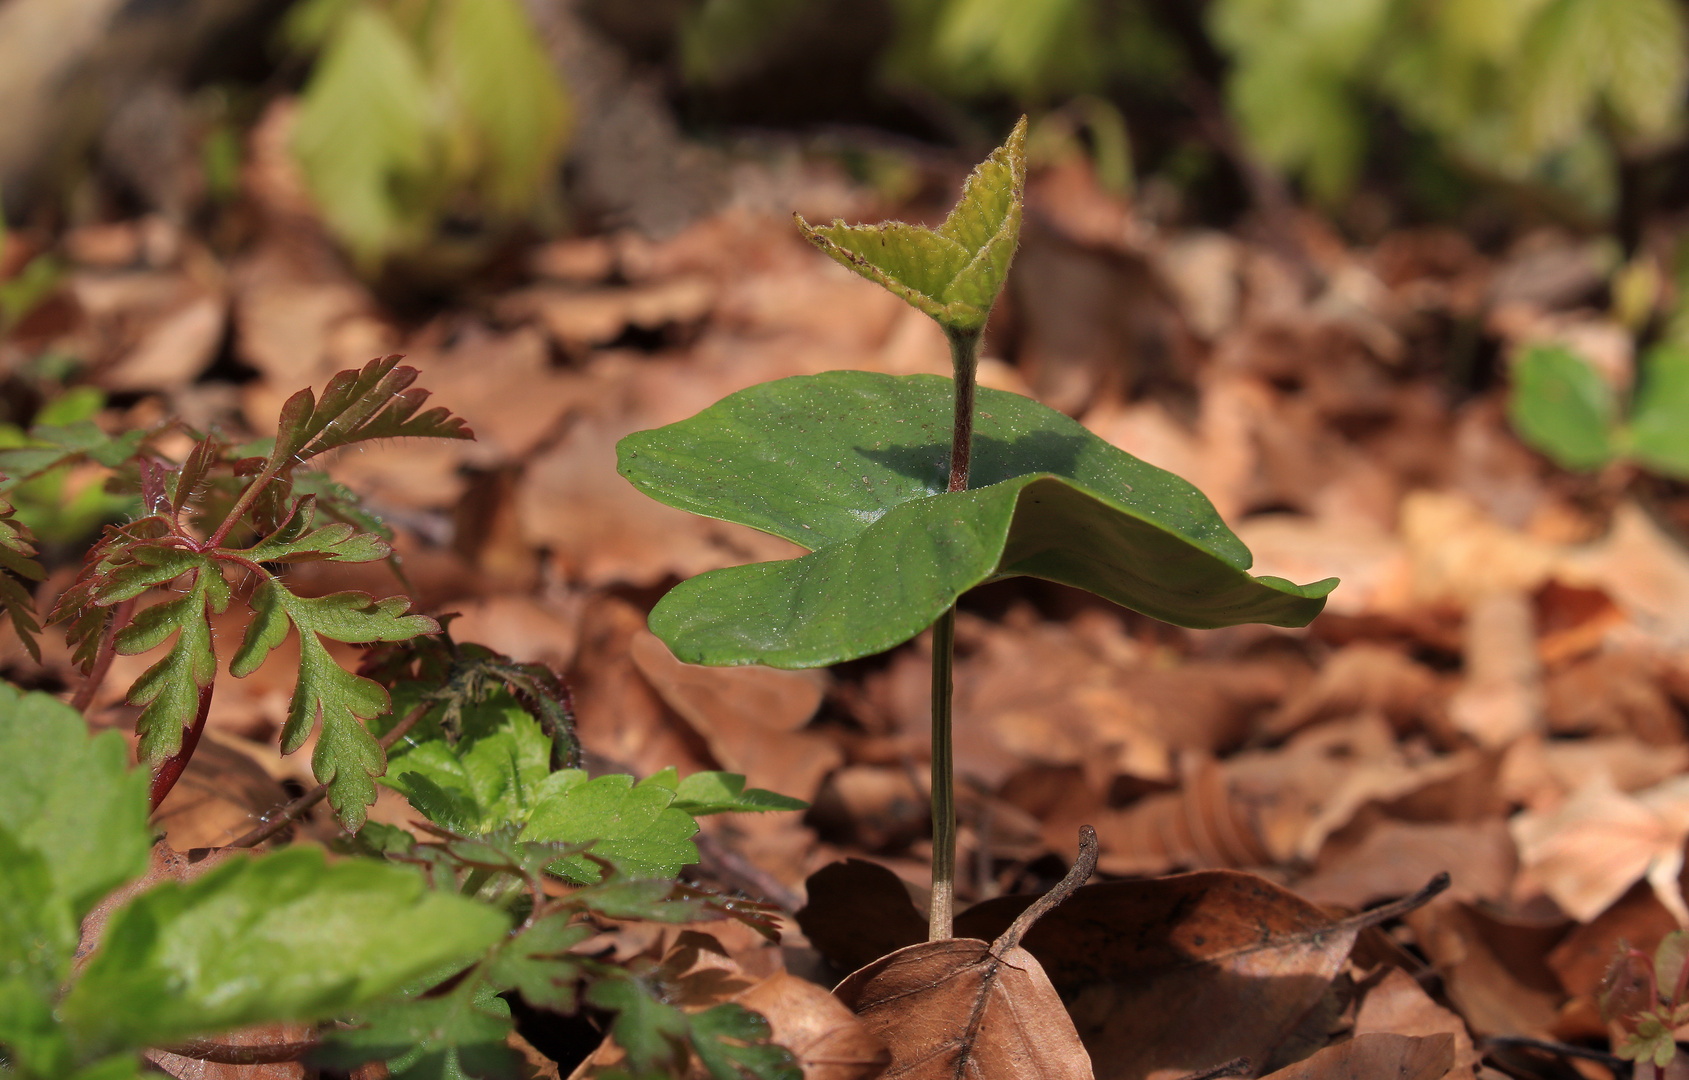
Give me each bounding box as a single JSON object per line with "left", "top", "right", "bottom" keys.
{"left": 946, "top": 329, "right": 978, "bottom": 493}
{"left": 71, "top": 597, "right": 135, "bottom": 713}
{"left": 149, "top": 680, "right": 215, "bottom": 812}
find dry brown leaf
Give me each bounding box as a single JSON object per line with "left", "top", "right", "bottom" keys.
{"left": 1264, "top": 643, "right": 1445, "bottom": 740}
{"left": 1547, "top": 881, "right": 1682, "bottom": 999}
{"left": 1448, "top": 589, "right": 1543, "bottom": 748}
{"left": 1296, "top": 819, "right": 1515, "bottom": 910}
{"left": 1404, "top": 901, "right": 1562, "bottom": 1038}
{"left": 1499, "top": 735, "right": 1689, "bottom": 813}
{"left": 144, "top": 1024, "right": 314, "bottom": 1080}
{"left": 503, "top": 277, "right": 715, "bottom": 351}
{"left": 630, "top": 630, "right": 838, "bottom": 805}
{"left": 833, "top": 834, "right": 1099, "bottom": 1080}
{"left": 833, "top": 937, "right": 1092, "bottom": 1080}
{"left": 735, "top": 972, "right": 889, "bottom": 1080}
{"left": 1354, "top": 969, "right": 1480, "bottom": 1079}
{"left": 1511, "top": 772, "right": 1689, "bottom": 923}
{"left": 571, "top": 932, "right": 886, "bottom": 1080}
{"left": 948, "top": 871, "right": 1444, "bottom": 1080}
{"left": 794, "top": 859, "right": 932, "bottom": 976}
{"left": 1544, "top": 649, "right": 1686, "bottom": 745}
{"left": 106, "top": 291, "right": 225, "bottom": 390}
{"left": 1258, "top": 1033, "right": 1455, "bottom": 1080}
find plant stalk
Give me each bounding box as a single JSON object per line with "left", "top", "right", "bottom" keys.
{"left": 930, "top": 328, "right": 981, "bottom": 941}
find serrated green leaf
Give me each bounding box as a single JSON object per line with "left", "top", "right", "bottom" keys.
{"left": 116, "top": 565, "right": 230, "bottom": 764}
{"left": 484, "top": 911, "right": 592, "bottom": 1014}
{"left": 269, "top": 357, "right": 473, "bottom": 474}
{"left": 797, "top": 118, "right": 1025, "bottom": 333}
{"left": 320, "top": 977, "right": 517, "bottom": 1080}
{"left": 1624, "top": 342, "right": 1689, "bottom": 477}
{"left": 234, "top": 578, "right": 439, "bottom": 829}
{"left": 619, "top": 371, "right": 1334, "bottom": 667}
{"left": 294, "top": 470, "right": 396, "bottom": 541}
{"left": 1508, "top": 343, "right": 1618, "bottom": 471}
{"left": 0, "top": 486, "right": 44, "bottom": 660}
{"left": 61, "top": 847, "right": 509, "bottom": 1058}
{"left": 649, "top": 769, "right": 809, "bottom": 816}
{"left": 1658, "top": 930, "right": 1689, "bottom": 1002}
{"left": 384, "top": 706, "right": 553, "bottom": 832}
{"left": 689, "top": 1005, "right": 800, "bottom": 1080}
{"left": 233, "top": 495, "right": 392, "bottom": 564}
{"left": 584, "top": 978, "right": 797, "bottom": 1080}
{"left": 521, "top": 773, "right": 700, "bottom": 884}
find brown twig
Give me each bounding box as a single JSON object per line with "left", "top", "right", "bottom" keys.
{"left": 158, "top": 1034, "right": 321, "bottom": 1065}
{"left": 993, "top": 825, "right": 1098, "bottom": 956}
{"left": 71, "top": 597, "right": 135, "bottom": 713}
{"left": 225, "top": 701, "right": 430, "bottom": 849}
{"left": 1338, "top": 872, "right": 1451, "bottom": 933}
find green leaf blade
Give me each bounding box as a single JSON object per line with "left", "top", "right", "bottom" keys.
{"left": 796, "top": 118, "right": 1025, "bottom": 332}
{"left": 1626, "top": 342, "right": 1689, "bottom": 477}
{"left": 62, "top": 847, "right": 509, "bottom": 1058}
{"left": 520, "top": 773, "right": 699, "bottom": 883}
{"left": 1508, "top": 342, "right": 1618, "bottom": 471}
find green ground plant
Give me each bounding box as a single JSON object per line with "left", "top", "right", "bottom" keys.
{"left": 1508, "top": 340, "right": 1689, "bottom": 478}
{"left": 617, "top": 119, "right": 1337, "bottom": 939}
{"left": 0, "top": 359, "right": 809, "bottom": 1080}
{"left": 284, "top": 0, "right": 572, "bottom": 273}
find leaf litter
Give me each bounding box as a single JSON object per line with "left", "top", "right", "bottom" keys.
{"left": 16, "top": 88, "right": 1689, "bottom": 1080}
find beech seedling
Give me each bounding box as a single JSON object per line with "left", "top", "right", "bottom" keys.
{"left": 618, "top": 118, "right": 1337, "bottom": 939}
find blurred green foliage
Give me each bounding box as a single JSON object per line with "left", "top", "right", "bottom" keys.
{"left": 1509, "top": 341, "right": 1689, "bottom": 478}
{"left": 0, "top": 389, "right": 141, "bottom": 545}
{"left": 1214, "top": 0, "right": 1688, "bottom": 210}
{"left": 680, "top": 0, "right": 1686, "bottom": 217}
{"left": 285, "top": 0, "right": 572, "bottom": 272}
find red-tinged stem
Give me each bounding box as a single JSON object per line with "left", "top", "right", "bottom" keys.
{"left": 203, "top": 466, "right": 283, "bottom": 550}
{"left": 929, "top": 327, "right": 981, "bottom": 942}
{"left": 149, "top": 679, "right": 215, "bottom": 813}
{"left": 71, "top": 597, "right": 135, "bottom": 713}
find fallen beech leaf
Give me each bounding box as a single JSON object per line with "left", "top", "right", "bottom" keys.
{"left": 735, "top": 972, "right": 889, "bottom": 1080}
{"left": 1258, "top": 1033, "right": 1454, "bottom": 1080}
{"left": 1511, "top": 773, "right": 1689, "bottom": 923}
{"left": 1354, "top": 969, "right": 1479, "bottom": 1080}
{"left": 1448, "top": 588, "right": 1543, "bottom": 748}
{"left": 1547, "top": 881, "right": 1681, "bottom": 999}
{"left": 795, "top": 859, "right": 932, "bottom": 976}
{"left": 950, "top": 873, "right": 1449, "bottom": 1080}
{"left": 1403, "top": 901, "right": 1561, "bottom": 1038}
{"left": 1295, "top": 818, "right": 1515, "bottom": 909}
{"left": 833, "top": 829, "right": 1100, "bottom": 1080}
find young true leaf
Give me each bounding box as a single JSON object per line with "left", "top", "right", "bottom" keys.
{"left": 646, "top": 768, "right": 810, "bottom": 816}
{"left": 1626, "top": 342, "right": 1689, "bottom": 476}
{"left": 268, "top": 355, "right": 473, "bottom": 476}
{"left": 61, "top": 847, "right": 509, "bottom": 1059}
{"left": 383, "top": 706, "right": 553, "bottom": 833}
{"left": 585, "top": 975, "right": 800, "bottom": 1080}
{"left": 235, "top": 496, "right": 392, "bottom": 564}
{"left": 234, "top": 580, "right": 439, "bottom": 829}
{"left": 320, "top": 977, "right": 518, "bottom": 1080}
{"left": 484, "top": 911, "right": 593, "bottom": 1014}
{"left": 797, "top": 118, "right": 1025, "bottom": 333}
{"left": 1507, "top": 343, "right": 1618, "bottom": 471}
{"left": 520, "top": 772, "right": 703, "bottom": 883}
{"left": 113, "top": 561, "right": 230, "bottom": 763}
{"left": 620, "top": 371, "right": 1334, "bottom": 667}
{"left": 0, "top": 484, "right": 44, "bottom": 660}
{"left": 0, "top": 421, "right": 147, "bottom": 482}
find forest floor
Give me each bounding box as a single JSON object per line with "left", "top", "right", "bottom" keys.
{"left": 8, "top": 96, "right": 1689, "bottom": 1080}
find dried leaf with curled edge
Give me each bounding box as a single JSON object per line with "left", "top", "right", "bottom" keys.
{"left": 948, "top": 872, "right": 1450, "bottom": 1080}
{"left": 1258, "top": 1033, "right": 1454, "bottom": 1080}
{"left": 832, "top": 829, "right": 1099, "bottom": 1080}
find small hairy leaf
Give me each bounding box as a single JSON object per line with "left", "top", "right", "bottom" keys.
{"left": 270, "top": 356, "right": 473, "bottom": 477}
{"left": 114, "top": 563, "right": 230, "bottom": 764}
{"left": 798, "top": 118, "right": 1025, "bottom": 332}
{"left": 234, "top": 578, "right": 439, "bottom": 829}
{"left": 647, "top": 768, "right": 810, "bottom": 815}
{"left": 62, "top": 847, "right": 508, "bottom": 1059}
{"left": 521, "top": 772, "right": 701, "bottom": 883}
{"left": 1508, "top": 343, "right": 1617, "bottom": 470}
{"left": 235, "top": 495, "right": 391, "bottom": 564}
{"left": 384, "top": 705, "right": 553, "bottom": 833}
{"left": 0, "top": 484, "right": 44, "bottom": 660}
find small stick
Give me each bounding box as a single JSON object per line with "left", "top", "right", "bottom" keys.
{"left": 1337, "top": 872, "right": 1451, "bottom": 933}
{"left": 1483, "top": 1036, "right": 1628, "bottom": 1073}
{"left": 993, "top": 825, "right": 1098, "bottom": 956}
{"left": 225, "top": 702, "right": 429, "bottom": 849}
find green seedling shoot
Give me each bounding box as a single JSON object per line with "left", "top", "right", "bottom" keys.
{"left": 1509, "top": 340, "right": 1689, "bottom": 479}
{"left": 618, "top": 119, "right": 1337, "bottom": 939}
